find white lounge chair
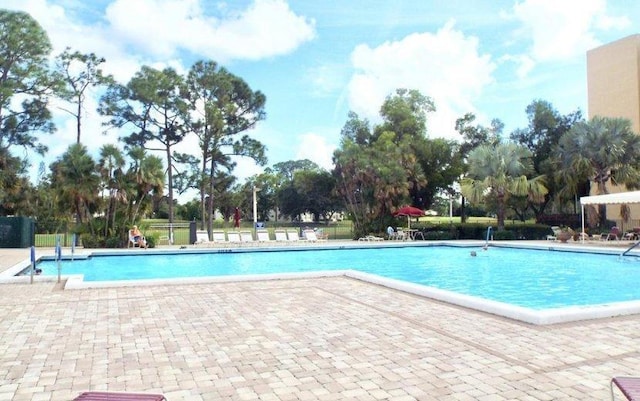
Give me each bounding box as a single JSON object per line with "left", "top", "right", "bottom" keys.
{"left": 303, "top": 229, "right": 328, "bottom": 242}
{"left": 212, "top": 231, "right": 226, "bottom": 243}
{"left": 358, "top": 235, "right": 384, "bottom": 241}
{"left": 240, "top": 231, "right": 255, "bottom": 244}
{"left": 287, "top": 230, "right": 302, "bottom": 242}
{"left": 274, "top": 230, "right": 288, "bottom": 242}
{"left": 227, "top": 231, "right": 241, "bottom": 244}
{"left": 257, "top": 230, "right": 272, "bottom": 243}
{"left": 303, "top": 229, "right": 318, "bottom": 242}
{"left": 193, "top": 230, "right": 211, "bottom": 246}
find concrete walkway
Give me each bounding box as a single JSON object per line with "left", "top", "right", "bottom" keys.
{"left": 0, "top": 244, "right": 638, "bottom": 400}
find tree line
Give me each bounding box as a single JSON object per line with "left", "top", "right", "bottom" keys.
{"left": 0, "top": 10, "right": 267, "bottom": 244}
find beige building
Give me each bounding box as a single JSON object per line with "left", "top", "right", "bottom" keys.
{"left": 586, "top": 34, "right": 640, "bottom": 226}
{"left": 587, "top": 34, "right": 640, "bottom": 133}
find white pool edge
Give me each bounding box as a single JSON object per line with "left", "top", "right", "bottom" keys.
{"left": 62, "top": 269, "right": 640, "bottom": 325}
{"left": 343, "top": 270, "right": 640, "bottom": 325}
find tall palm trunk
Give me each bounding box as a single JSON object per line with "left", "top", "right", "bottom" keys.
{"left": 207, "top": 158, "right": 215, "bottom": 237}
{"left": 496, "top": 192, "right": 506, "bottom": 231}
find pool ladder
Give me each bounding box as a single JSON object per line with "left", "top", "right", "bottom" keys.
{"left": 485, "top": 226, "right": 492, "bottom": 248}
{"left": 620, "top": 239, "right": 640, "bottom": 257}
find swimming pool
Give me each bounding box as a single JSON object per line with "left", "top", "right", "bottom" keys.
{"left": 30, "top": 244, "right": 640, "bottom": 325}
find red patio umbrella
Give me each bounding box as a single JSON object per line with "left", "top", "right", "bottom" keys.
{"left": 392, "top": 206, "right": 425, "bottom": 229}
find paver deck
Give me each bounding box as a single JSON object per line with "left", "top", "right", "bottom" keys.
{"left": 0, "top": 245, "right": 638, "bottom": 400}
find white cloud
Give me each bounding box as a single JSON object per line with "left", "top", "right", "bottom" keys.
{"left": 105, "top": 0, "right": 316, "bottom": 61}
{"left": 294, "top": 133, "right": 336, "bottom": 170}
{"left": 10, "top": 0, "right": 315, "bottom": 77}
{"left": 306, "top": 62, "right": 349, "bottom": 98}
{"left": 499, "top": 54, "right": 535, "bottom": 79}
{"left": 2, "top": 0, "right": 316, "bottom": 182}
{"left": 346, "top": 20, "right": 495, "bottom": 140}
{"left": 4, "top": 0, "right": 146, "bottom": 83}
{"left": 506, "top": 0, "right": 630, "bottom": 72}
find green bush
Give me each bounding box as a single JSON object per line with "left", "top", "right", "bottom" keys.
{"left": 423, "top": 230, "right": 456, "bottom": 240}
{"left": 145, "top": 234, "right": 156, "bottom": 249}
{"left": 81, "top": 234, "right": 102, "bottom": 248}
{"left": 415, "top": 222, "right": 552, "bottom": 240}
{"left": 492, "top": 230, "right": 516, "bottom": 240}
{"left": 456, "top": 223, "right": 489, "bottom": 239}
{"left": 104, "top": 236, "right": 121, "bottom": 248}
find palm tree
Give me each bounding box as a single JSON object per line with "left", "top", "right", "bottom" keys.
{"left": 126, "top": 147, "right": 164, "bottom": 224}
{"left": 333, "top": 133, "right": 414, "bottom": 237}
{"left": 51, "top": 143, "right": 101, "bottom": 233}
{"left": 461, "top": 142, "right": 547, "bottom": 230}
{"left": 98, "top": 144, "right": 125, "bottom": 236}
{"left": 556, "top": 116, "right": 640, "bottom": 225}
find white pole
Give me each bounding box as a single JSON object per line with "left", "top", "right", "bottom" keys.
{"left": 30, "top": 246, "right": 35, "bottom": 284}
{"left": 581, "top": 204, "right": 585, "bottom": 244}
{"left": 252, "top": 186, "right": 260, "bottom": 235}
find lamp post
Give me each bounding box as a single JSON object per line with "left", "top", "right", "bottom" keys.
{"left": 252, "top": 186, "right": 261, "bottom": 235}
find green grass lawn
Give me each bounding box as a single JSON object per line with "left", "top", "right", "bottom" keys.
{"left": 34, "top": 216, "right": 539, "bottom": 247}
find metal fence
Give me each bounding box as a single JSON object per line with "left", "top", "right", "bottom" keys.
{"left": 33, "top": 222, "right": 355, "bottom": 248}
{"left": 34, "top": 233, "right": 78, "bottom": 248}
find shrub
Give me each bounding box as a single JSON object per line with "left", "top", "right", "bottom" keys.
{"left": 537, "top": 214, "right": 581, "bottom": 227}
{"left": 104, "top": 236, "right": 121, "bottom": 248}
{"left": 145, "top": 234, "right": 157, "bottom": 249}
{"left": 414, "top": 222, "right": 551, "bottom": 240}
{"left": 492, "top": 230, "right": 516, "bottom": 240}
{"left": 422, "top": 230, "right": 456, "bottom": 240}
{"left": 81, "top": 234, "right": 103, "bottom": 248}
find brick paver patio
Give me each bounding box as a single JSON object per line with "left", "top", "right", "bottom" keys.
{"left": 0, "top": 246, "right": 638, "bottom": 400}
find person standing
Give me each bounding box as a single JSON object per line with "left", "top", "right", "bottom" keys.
{"left": 234, "top": 207, "right": 241, "bottom": 228}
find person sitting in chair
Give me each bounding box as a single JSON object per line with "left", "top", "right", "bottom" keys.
{"left": 130, "top": 225, "right": 147, "bottom": 248}
{"left": 387, "top": 226, "right": 396, "bottom": 239}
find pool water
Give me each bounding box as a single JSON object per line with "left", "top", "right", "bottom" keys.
{"left": 36, "top": 246, "right": 640, "bottom": 310}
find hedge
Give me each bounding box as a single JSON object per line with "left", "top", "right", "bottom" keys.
{"left": 414, "top": 223, "right": 553, "bottom": 241}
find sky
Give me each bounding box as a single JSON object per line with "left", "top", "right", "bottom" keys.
{"left": 4, "top": 0, "right": 640, "bottom": 197}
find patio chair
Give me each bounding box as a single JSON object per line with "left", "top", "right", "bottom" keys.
{"left": 193, "top": 230, "right": 211, "bottom": 246}
{"left": 240, "top": 231, "right": 255, "bottom": 244}
{"left": 274, "top": 229, "right": 288, "bottom": 242}
{"left": 611, "top": 376, "right": 640, "bottom": 400}
{"left": 602, "top": 226, "right": 622, "bottom": 241}
{"left": 546, "top": 226, "right": 561, "bottom": 241}
{"left": 212, "top": 231, "right": 227, "bottom": 243}
{"left": 303, "top": 229, "right": 327, "bottom": 242}
{"left": 358, "top": 235, "right": 384, "bottom": 241}
{"left": 227, "top": 231, "right": 241, "bottom": 244}
{"left": 128, "top": 228, "right": 147, "bottom": 248}
{"left": 73, "top": 392, "right": 166, "bottom": 401}
{"left": 623, "top": 227, "right": 640, "bottom": 241}
{"left": 256, "top": 230, "right": 272, "bottom": 243}
{"left": 287, "top": 230, "right": 303, "bottom": 242}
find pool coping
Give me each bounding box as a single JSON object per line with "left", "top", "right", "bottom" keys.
{"left": 4, "top": 240, "right": 640, "bottom": 325}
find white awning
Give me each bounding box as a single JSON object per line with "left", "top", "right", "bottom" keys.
{"left": 580, "top": 190, "right": 640, "bottom": 205}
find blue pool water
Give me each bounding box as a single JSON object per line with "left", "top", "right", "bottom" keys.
{"left": 36, "top": 246, "right": 640, "bottom": 310}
